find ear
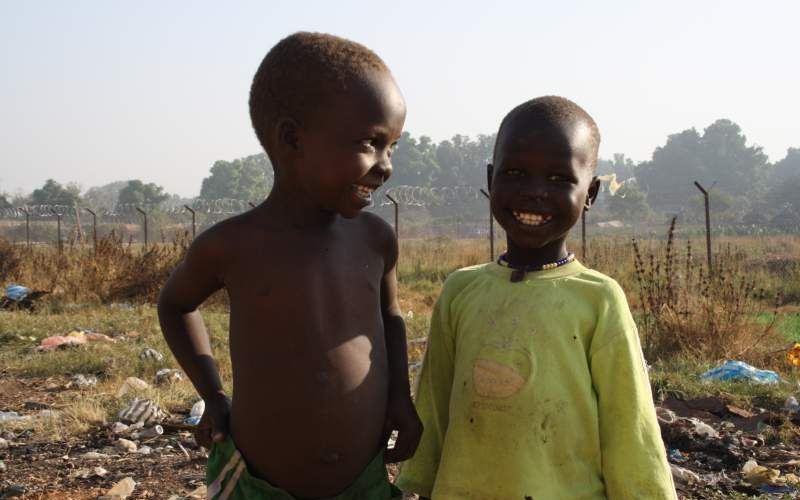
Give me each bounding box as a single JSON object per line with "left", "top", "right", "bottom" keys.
{"left": 585, "top": 176, "right": 601, "bottom": 211}
{"left": 275, "top": 117, "right": 302, "bottom": 157}
{"left": 486, "top": 164, "right": 494, "bottom": 192}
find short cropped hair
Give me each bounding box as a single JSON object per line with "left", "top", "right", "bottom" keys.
{"left": 495, "top": 96, "right": 601, "bottom": 169}
{"left": 249, "top": 32, "right": 389, "bottom": 157}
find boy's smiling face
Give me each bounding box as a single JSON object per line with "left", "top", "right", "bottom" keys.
{"left": 490, "top": 121, "right": 599, "bottom": 265}
{"left": 288, "top": 71, "right": 406, "bottom": 219}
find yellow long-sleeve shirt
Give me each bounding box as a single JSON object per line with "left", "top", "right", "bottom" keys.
{"left": 396, "top": 260, "right": 676, "bottom": 499}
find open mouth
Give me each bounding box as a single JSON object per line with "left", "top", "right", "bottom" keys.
{"left": 352, "top": 183, "right": 377, "bottom": 201}
{"left": 512, "top": 210, "right": 552, "bottom": 227}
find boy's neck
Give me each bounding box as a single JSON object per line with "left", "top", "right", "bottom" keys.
{"left": 261, "top": 183, "right": 338, "bottom": 229}
{"left": 504, "top": 238, "right": 570, "bottom": 269}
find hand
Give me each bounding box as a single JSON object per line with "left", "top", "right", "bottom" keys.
{"left": 194, "top": 392, "right": 231, "bottom": 449}
{"left": 383, "top": 393, "right": 423, "bottom": 463}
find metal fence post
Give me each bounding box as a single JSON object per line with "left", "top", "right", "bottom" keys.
{"left": 20, "top": 207, "right": 31, "bottom": 249}
{"left": 184, "top": 205, "right": 196, "bottom": 239}
{"left": 693, "top": 181, "right": 713, "bottom": 273}
{"left": 135, "top": 207, "right": 148, "bottom": 250}
{"left": 85, "top": 208, "right": 97, "bottom": 253}
{"left": 385, "top": 193, "right": 399, "bottom": 239}
{"left": 479, "top": 189, "right": 494, "bottom": 261}
{"left": 49, "top": 208, "right": 63, "bottom": 254}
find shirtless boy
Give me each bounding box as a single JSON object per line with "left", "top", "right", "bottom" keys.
{"left": 158, "top": 32, "right": 422, "bottom": 499}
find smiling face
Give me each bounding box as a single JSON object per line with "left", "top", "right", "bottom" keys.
{"left": 289, "top": 70, "right": 406, "bottom": 219}
{"left": 490, "top": 120, "right": 599, "bottom": 265}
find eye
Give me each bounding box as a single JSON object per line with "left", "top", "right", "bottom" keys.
{"left": 548, "top": 174, "right": 574, "bottom": 183}
{"left": 359, "top": 140, "right": 377, "bottom": 152}
{"left": 504, "top": 168, "right": 523, "bottom": 176}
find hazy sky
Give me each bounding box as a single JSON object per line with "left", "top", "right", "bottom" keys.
{"left": 2, "top": 1, "right": 798, "bottom": 197}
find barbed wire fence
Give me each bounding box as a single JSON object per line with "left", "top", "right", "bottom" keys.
{"left": 0, "top": 187, "right": 504, "bottom": 255}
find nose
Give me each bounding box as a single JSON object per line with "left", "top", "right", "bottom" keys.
{"left": 519, "top": 179, "right": 548, "bottom": 200}
{"left": 372, "top": 151, "right": 393, "bottom": 180}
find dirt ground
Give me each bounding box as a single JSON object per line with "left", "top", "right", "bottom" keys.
{"left": 4, "top": 376, "right": 800, "bottom": 499}
{"left": 0, "top": 376, "right": 205, "bottom": 499}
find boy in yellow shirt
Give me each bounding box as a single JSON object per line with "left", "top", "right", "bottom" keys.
{"left": 397, "top": 96, "right": 676, "bottom": 499}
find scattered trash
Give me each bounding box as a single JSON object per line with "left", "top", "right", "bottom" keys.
{"left": 116, "top": 376, "right": 151, "bottom": 397}
{"left": 98, "top": 476, "right": 136, "bottom": 500}
{"left": 190, "top": 400, "right": 205, "bottom": 418}
{"left": 118, "top": 398, "right": 166, "bottom": 426}
{"left": 788, "top": 343, "right": 800, "bottom": 366}
{"left": 0, "top": 460, "right": 6, "bottom": 473}
{"left": 36, "top": 332, "right": 87, "bottom": 352}
{"left": 668, "top": 448, "right": 685, "bottom": 462}
{"left": 137, "top": 445, "right": 152, "bottom": 455}
{"left": 110, "top": 422, "right": 129, "bottom": 434}
{"left": 155, "top": 368, "right": 183, "bottom": 385}
{"left": 184, "top": 416, "right": 201, "bottom": 426}
{"left": 785, "top": 396, "right": 800, "bottom": 413}
{"left": 1, "top": 284, "right": 48, "bottom": 310}
{"left": 742, "top": 459, "right": 780, "bottom": 486}
{"left": 140, "top": 347, "right": 164, "bottom": 362}
{"left": 656, "top": 407, "right": 678, "bottom": 424}
{"left": 0, "top": 412, "right": 29, "bottom": 423}
{"left": 700, "top": 360, "right": 780, "bottom": 384}
{"left": 131, "top": 425, "right": 163, "bottom": 440}
{"left": 115, "top": 438, "right": 138, "bottom": 453}
{"left": 688, "top": 417, "right": 719, "bottom": 439}
{"left": 0, "top": 484, "right": 26, "bottom": 497}
{"left": 670, "top": 463, "right": 701, "bottom": 485}
{"left": 79, "top": 451, "right": 109, "bottom": 460}
{"left": 69, "top": 373, "right": 98, "bottom": 389}
{"left": 4, "top": 284, "right": 30, "bottom": 301}
{"left": 0, "top": 437, "right": 8, "bottom": 449}
{"left": 84, "top": 331, "right": 116, "bottom": 343}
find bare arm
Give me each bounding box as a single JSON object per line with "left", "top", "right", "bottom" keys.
{"left": 380, "top": 226, "right": 423, "bottom": 463}
{"left": 157, "top": 228, "right": 229, "bottom": 443}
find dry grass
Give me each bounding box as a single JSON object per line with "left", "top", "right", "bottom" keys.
{"left": 631, "top": 218, "right": 788, "bottom": 367}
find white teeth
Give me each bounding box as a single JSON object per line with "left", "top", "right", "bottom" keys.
{"left": 353, "top": 184, "right": 375, "bottom": 200}
{"left": 512, "top": 210, "right": 551, "bottom": 226}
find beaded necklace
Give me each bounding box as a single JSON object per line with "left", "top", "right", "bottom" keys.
{"left": 497, "top": 252, "right": 575, "bottom": 282}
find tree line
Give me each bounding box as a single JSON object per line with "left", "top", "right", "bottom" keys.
{"left": 2, "top": 118, "right": 798, "bottom": 228}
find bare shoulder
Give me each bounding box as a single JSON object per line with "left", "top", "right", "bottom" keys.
{"left": 181, "top": 211, "right": 261, "bottom": 276}
{"left": 353, "top": 211, "right": 397, "bottom": 264}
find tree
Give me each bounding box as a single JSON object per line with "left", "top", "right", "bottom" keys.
{"left": 636, "top": 128, "right": 705, "bottom": 213}
{"left": 770, "top": 148, "right": 800, "bottom": 185}
{"left": 636, "top": 120, "right": 768, "bottom": 213}
{"left": 699, "top": 119, "right": 768, "bottom": 196}
{"left": 606, "top": 182, "right": 653, "bottom": 222}
{"left": 30, "top": 179, "right": 81, "bottom": 206}
{"left": 385, "top": 132, "right": 439, "bottom": 187}
{"left": 0, "top": 193, "right": 10, "bottom": 209}
{"left": 117, "top": 180, "right": 170, "bottom": 206}
{"left": 199, "top": 154, "right": 272, "bottom": 202}
{"left": 83, "top": 180, "right": 130, "bottom": 210}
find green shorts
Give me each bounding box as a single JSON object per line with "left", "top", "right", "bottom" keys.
{"left": 206, "top": 436, "right": 402, "bottom": 500}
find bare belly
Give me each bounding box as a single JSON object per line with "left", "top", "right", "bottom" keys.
{"left": 227, "top": 326, "right": 389, "bottom": 498}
